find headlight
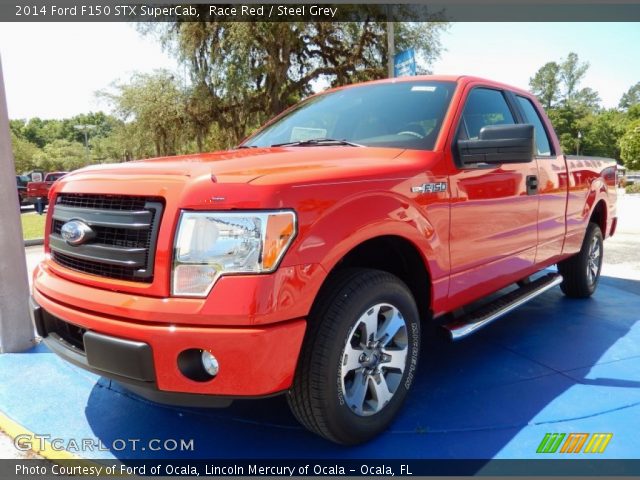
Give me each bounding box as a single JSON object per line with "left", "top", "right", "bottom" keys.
{"left": 172, "top": 210, "right": 297, "bottom": 297}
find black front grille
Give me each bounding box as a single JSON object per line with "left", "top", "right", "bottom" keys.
{"left": 49, "top": 194, "right": 164, "bottom": 283}
{"left": 52, "top": 251, "right": 147, "bottom": 283}
{"left": 56, "top": 194, "right": 148, "bottom": 211}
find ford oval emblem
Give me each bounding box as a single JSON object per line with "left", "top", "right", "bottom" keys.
{"left": 61, "top": 220, "right": 94, "bottom": 246}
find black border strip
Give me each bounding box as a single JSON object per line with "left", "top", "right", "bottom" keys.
{"left": 3, "top": 2, "right": 640, "bottom": 22}
{"left": 4, "top": 459, "right": 640, "bottom": 477}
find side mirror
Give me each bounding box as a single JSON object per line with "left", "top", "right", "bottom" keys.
{"left": 457, "top": 124, "right": 535, "bottom": 165}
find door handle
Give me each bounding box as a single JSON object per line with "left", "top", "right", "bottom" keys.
{"left": 526, "top": 175, "right": 538, "bottom": 195}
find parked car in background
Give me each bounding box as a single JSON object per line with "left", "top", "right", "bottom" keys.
{"left": 626, "top": 173, "right": 640, "bottom": 186}
{"left": 16, "top": 175, "right": 29, "bottom": 206}
{"left": 25, "top": 172, "right": 68, "bottom": 205}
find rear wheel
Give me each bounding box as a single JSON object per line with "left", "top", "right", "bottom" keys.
{"left": 287, "top": 268, "right": 421, "bottom": 445}
{"left": 558, "top": 222, "right": 604, "bottom": 298}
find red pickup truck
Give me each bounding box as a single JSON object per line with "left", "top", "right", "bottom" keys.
{"left": 30, "top": 76, "right": 617, "bottom": 445}
{"left": 25, "top": 172, "right": 68, "bottom": 205}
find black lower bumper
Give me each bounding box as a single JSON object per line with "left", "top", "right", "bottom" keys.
{"left": 30, "top": 296, "right": 233, "bottom": 408}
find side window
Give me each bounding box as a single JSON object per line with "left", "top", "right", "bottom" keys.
{"left": 516, "top": 96, "right": 552, "bottom": 156}
{"left": 459, "top": 88, "right": 515, "bottom": 139}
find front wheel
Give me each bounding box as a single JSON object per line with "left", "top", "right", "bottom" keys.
{"left": 287, "top": 268, "right": 421, "bottom": 445}
{"left": 558, "top": 222, "right": 604, "bottom": 298}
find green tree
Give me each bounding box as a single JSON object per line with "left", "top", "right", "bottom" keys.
{"left": 560, "top": 52, "right": 589, "bottom": 105}
{"left": 9, "top": 119, "right": 26, "bottom": 137}
{"left": 529, "top": 52, "right": 607, "bottom": 155}
{"left": 578, "top": 109, "right": 627, "bottom": 159}
{"left": 627, "top": 104, "right": 640, "bottom": 121}
{"left": 34, "top": 139, "right": 87, "bottom": 171}
{"left": 143, "top": 20, "right": 448, "bottom": 145}
{"left": 529, "top": 52, "right": 599, "bottom": 111}
{"left": 620, "top": 120, "right": 640, "bottom": 169}
{"left": 529, "top": 62, "right": 561, "bottom": 109}
{"left": 99, "top": 71, "right": 188, "bottom": 157}
{"left": 10, "top": 132, "right": 42, "bottom": 173}
{"left": 619, "top": 82, "right": 640, "bottom": 110}
{"left": 62, "top": 112, "right": 118, "bottom": 145}
{"left": 572, "top": 87, "right": 600, "bottom": 111}
{"left": 21, "top": 118, "right": 48, "bottom": 148}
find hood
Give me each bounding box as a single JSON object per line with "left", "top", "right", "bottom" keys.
{"left": 65, "top": 146, "right": 425, "bottom": 186}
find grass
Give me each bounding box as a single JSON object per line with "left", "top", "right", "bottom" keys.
{"left": 21, "top": 213, "right": 46, "bottom": 240}
{"left": 625, "top": 183, "right": 640, "bottom": 194}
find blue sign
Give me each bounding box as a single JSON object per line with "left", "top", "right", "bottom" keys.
{"left": 394, "top": 49, "right": 416, "bottom": 77}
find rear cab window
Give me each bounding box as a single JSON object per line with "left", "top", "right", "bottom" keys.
{"left": 515, "top": 96, "right": 552, "bottom": 156}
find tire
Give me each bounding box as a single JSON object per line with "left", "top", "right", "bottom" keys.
{"left": 558, "top": 222, "right": 604, "bottom": 298}
{"left": 287, "top": 268, "right": 421, "bottom": 445}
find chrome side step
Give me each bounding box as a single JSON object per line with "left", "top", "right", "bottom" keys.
{"left": 443, "top": 273, "right": 563, "bottom": 341}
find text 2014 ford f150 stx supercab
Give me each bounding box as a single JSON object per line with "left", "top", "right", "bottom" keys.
{"left": 31, "top": 76, "right": 617, "bottom": 444}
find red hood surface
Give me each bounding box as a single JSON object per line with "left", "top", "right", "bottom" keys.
{"left": 63, "top": 146, "right": 432, "bottom": 186}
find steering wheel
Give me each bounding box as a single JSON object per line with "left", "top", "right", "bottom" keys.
{"left": 396, "top": 130, "right": 424, "bottom": 139}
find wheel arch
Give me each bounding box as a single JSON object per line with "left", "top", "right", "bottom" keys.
{"left": 589, "top": 198, "right": 607, "bottom": 235}
{"left": 312, "top": 235, "right": 433, "bottom": 324}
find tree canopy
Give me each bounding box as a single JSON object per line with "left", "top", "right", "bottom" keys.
{"left": 528, "top": 51, "right": 638, "bottom": 164}
{"left": 9, "top": 112, "right": 124, "bottom": 173}
{"left": 619, "top": 82, "right": 640, "bottom": 110}
{"left": 140, "top": 20, "right": 448, "bottom": 146}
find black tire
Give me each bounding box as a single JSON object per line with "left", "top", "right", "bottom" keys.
{"left": 287, "top": 268, "right": 421, "bottom": 445}
{"left": 558, "top": 222, "right": 604, "bottom": 298}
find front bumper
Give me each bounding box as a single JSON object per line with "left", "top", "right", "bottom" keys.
{"left": 30, "top": 281, "right": 307, "bottom": 404}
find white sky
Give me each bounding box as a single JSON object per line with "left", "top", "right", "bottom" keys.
{"left": 0, "top": 23, "right": 178, "bottom": 119}
{"left": 432, "top": 22, "right": 640, "bottom": 109}
{"left": 0, "top": 22, "right": 638, "bottom": 119}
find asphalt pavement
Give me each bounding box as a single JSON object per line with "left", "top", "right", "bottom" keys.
{"left": 600, "top": 191, "right": 640, "bottom": 280}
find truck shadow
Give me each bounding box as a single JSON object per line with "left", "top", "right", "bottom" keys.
{"left": 84, "top": 275, "right": 640, "bottom": 462}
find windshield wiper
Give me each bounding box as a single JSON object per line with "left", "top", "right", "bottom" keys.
{"left": 236, "top": 145, "right": 259, "bottom": 149}
{"left": 270, "top": 138, "right": 362, "bottom": 148}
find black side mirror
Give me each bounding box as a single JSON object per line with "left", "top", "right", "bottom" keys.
{"left": 457, "top": 124, "right": 535, "bottom": 165}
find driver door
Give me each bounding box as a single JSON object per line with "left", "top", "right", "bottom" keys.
{"left": 448, "top": 86, "right": 539, "bottom": 306}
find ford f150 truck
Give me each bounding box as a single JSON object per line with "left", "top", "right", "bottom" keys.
{"left": 30, "top": 76, "right": 617, "bottom": 445}
{"left": 26, "top": 171, "right": 67, "bottom": 205}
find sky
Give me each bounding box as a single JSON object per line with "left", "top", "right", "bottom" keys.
{"left": 0, "top": 22, "right": 638, "bottom": 120}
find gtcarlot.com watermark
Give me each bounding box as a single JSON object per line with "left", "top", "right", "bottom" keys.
{"left": 14, "top": 433, "right": 195, "bottom": 453}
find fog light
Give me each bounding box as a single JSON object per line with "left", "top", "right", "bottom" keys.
{"left": 201, "top": 351, "right": 219, "bottom": 376}
{"left": 177, "top": 348, "right": 218, "bottom": 382}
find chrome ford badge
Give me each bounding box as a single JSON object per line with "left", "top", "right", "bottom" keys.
{"left": 60, "top": 220, "right": 94, "bottom": 246}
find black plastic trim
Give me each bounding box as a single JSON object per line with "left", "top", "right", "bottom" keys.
{"left": 29, "top": 296, "right": 45, "bottom": 337}
{"left": 30, "top": 296, "right": 286, "bottom": 408}
{"left": 84, "top": 331, "right": 156, "bottom": 382}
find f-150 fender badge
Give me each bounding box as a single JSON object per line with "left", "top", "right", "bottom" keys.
{"left": 411, "top": 182, "right": 447, "bottom": 194}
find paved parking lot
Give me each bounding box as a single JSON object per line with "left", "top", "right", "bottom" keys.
{"left": 600, "top": 192, "right": 640, "bottom": 280}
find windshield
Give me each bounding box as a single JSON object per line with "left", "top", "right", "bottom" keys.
{"left": 243, "top": 81, "right": 456, "bottom": 151}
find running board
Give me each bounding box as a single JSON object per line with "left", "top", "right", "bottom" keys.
{"left": 443, "top": 273, "right": 563, "bottom": 341}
